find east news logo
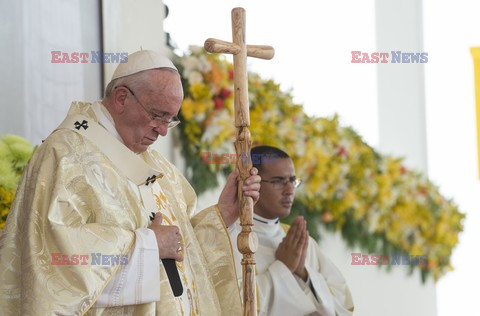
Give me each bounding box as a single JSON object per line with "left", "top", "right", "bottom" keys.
{"left": 51, "top": 253, "right": 129, "bottom": 265}
{"left": 51, "top": 51, "right": 128, "bottom": 63}
{"left": 351, "top": 253, "right": 428, "bottom": 266}
{"left": 351, "top": 51, "right": 428, "bottom": 63}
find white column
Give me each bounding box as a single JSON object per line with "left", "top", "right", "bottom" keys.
{"left": 376, "top": 0, "right": 428, "bottom": 172}
{"left": 0, "top": 0, "right": 102, "bottom": 145}
{"left": 0, "top": 0, "right": 26, "bottom": 138}
{"left": 375, "top": 0, "right": 436, "bottom": 315}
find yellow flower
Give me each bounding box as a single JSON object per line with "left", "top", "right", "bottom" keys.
{"left": 0, "top": 186, "right": 15, "bottom": 228}
{"left": 189, "top": 83, "right": 211, "bottom": 100}
{"left": 181, "top": 98, "right": 196, "bottom": 121}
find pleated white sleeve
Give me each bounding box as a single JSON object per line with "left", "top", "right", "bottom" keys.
{"left": 94, "top": 228, "right": 161, "bottom": 307}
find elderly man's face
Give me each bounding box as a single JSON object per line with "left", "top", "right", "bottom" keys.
{"left": 114, "top": 70, "right": 183, "bottom": 153}
{"left": 255, "top": 158, "right": 297, "bottom": 219}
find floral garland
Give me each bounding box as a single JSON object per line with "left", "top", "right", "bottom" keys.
{"left": 0, "top": 135, "right": 35, "bottom": 229}
{"left": 175, "top": 46, "right": 465, "bottom": 282}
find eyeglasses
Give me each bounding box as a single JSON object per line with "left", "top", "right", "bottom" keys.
{"left": 261, "top": 177, "right": 302, "bottom": 190}
{"left": 119, "top": 85, "right": 181, "bottom": 129}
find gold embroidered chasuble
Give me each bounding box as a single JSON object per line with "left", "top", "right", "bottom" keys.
{"left": 0, "top": 102, "right": 242, "bottom": 315}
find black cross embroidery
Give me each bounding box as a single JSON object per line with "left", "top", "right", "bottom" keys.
{"left": 145, "top": 175, "right": 157, "bottom": 186}
{"left": 149, "top": 212, "right": 156, "bottom": 221}
{"left": 74, "top": 120, "right": 89, "bottom": 130}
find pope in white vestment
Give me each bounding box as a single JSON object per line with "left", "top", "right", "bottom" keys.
{"left": 229, "top": 146, "right": 354, "bottom": 316}
{"left": 0, "top": 50, "right": 260, "bottom": 315}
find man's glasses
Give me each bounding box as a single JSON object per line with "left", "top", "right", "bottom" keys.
{"left": 261, "top": 177, "right": 302, "bottom": 190}
{"left": 119, "top": 85, "right": 181, "bottom": 129}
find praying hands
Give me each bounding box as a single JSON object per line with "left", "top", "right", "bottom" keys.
{"left": 275, "top": 216, "right": 310, "bottom": 281}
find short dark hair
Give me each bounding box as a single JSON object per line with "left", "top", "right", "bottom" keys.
{"left": 251, "top": 145, "right": 290, "bottom": 172}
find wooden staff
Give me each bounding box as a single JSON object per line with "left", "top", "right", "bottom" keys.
{"left": 204, "top": 7, "right": 274, "bottom": 316}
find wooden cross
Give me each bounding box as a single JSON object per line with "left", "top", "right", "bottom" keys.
{"left": 204, "top": 7, "right": 274, "bottom": 316}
